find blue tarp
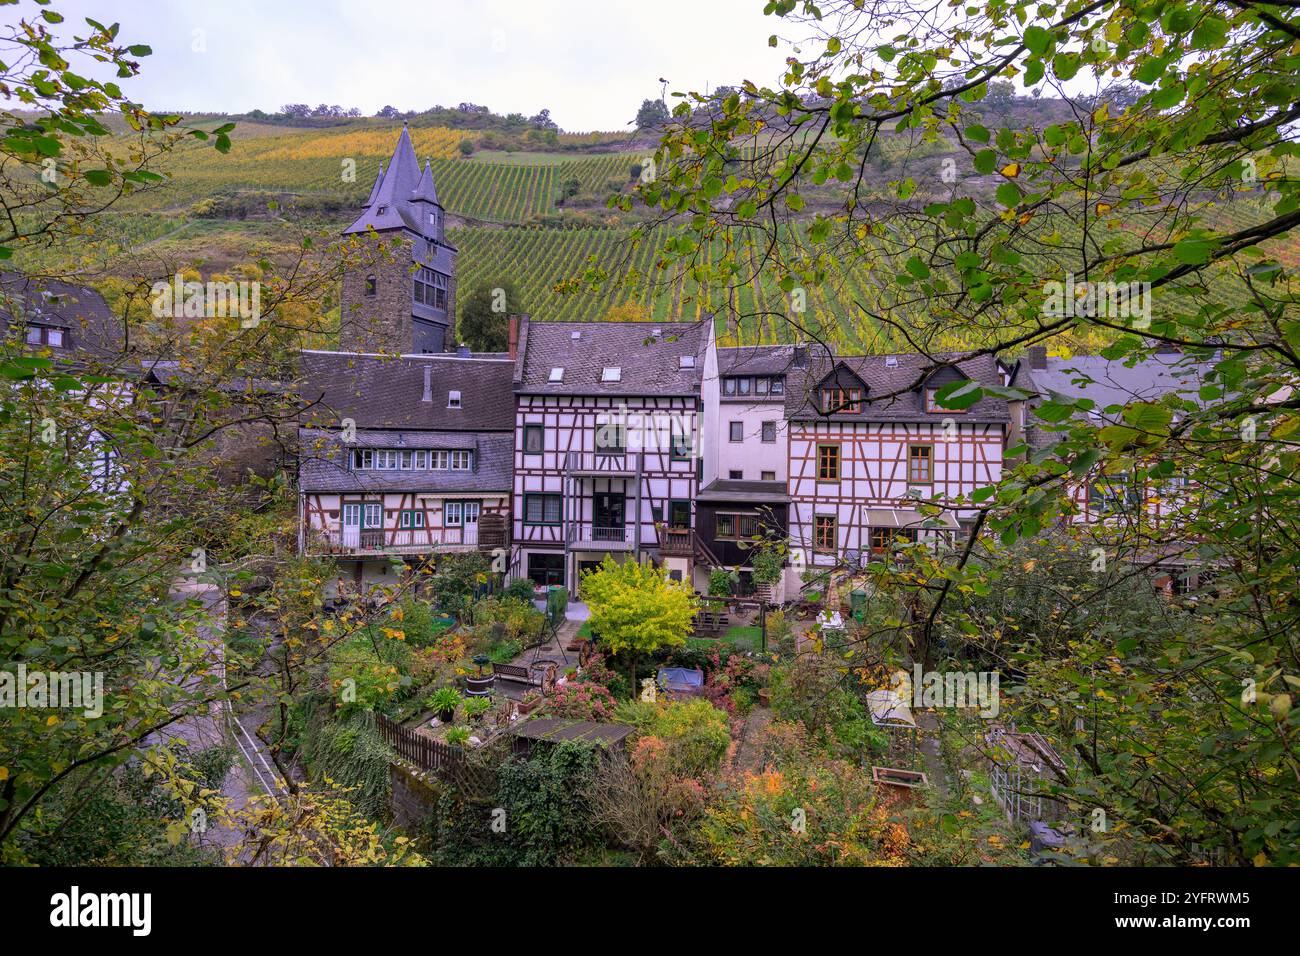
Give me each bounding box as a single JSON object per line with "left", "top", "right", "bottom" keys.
{"left": 657, "top": 667, "right": 704, "bottom": 695}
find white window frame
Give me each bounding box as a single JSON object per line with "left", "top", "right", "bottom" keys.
{"left": 444, "top": 501, "right": 463, "bottom": 526}
{"left": 447, "top": 390, "right": 462, "bottom": 409}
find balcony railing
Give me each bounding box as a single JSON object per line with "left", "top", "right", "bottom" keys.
{"left": 657, "top": 526, "right": 694, "bottom": 556}
{"left": 567, "top": 524, "right": 632, "bottom": 550}
{"left": 565, "top": 451, "right": 642, "bottom": 475}
{"left": 307, "top": 525, "right": 481, "bottom": 555}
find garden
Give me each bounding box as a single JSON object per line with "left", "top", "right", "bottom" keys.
{"left": 274, "top": 551, "right": 1025, "bottom": 866}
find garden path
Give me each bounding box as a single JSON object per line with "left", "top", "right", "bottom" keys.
{"left": 732, "top": 706, "right": 774, "bottom": 773}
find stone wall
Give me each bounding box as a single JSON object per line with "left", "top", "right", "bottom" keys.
{"left": 389, "top": 761, "right": 441, "bottom": 834}
{"left": 339, "top": 234, "right": 415, "bottom": 354}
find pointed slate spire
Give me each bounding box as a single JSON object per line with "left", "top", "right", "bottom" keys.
{"left": 411, "top": 159, "right": 440, "bottom": 206}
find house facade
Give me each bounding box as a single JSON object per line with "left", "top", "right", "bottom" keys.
{"left": 509, "top": 318, "right": 708, "bottom": 592}
{"left": 296, "top": 349, "right": 515, "bottom": 587}
{"left": 784, "top": 352, "right": 1010, "bottom": 572}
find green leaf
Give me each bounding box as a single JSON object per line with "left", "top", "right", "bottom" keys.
{"left": 1172, "top": 238, "right": 1217, "bottom": 265}
{"left": 1023, "top": 25, "right": 1053, "bottom": 56}
{"left": 83, "top": 169, "right": 112, "bottom": 187}
{"left": 973, "top": 149, "right": 997, "bottom": 175}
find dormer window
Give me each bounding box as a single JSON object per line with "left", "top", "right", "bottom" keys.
{"left": 821, "top": 387, "right": 862, "bottom": 414}
{"left": 447, "top": 390, "right": 462, "bottom": 409}
{"left": 601, "top": 367, "right": 621, "bottom": 382}
{"left": 25, "top": 324, "right": 65, "bottom": 348}
{"left": 549, "top": 367, "right": 565, "bottom": 383}
{"left": 925, "top": 387, "right": 967, "bottom": 413}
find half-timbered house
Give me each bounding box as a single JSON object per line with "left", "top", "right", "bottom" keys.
{"left": 296, "top": 349, "right": 515, "bottom": 587}
{"left": 509, "top": 317, "right": 709, "bottom": 593}
{"left": 1010, "top": 344, "right": 1216, "bottom": 591}
{"left": 785, "top": 351, "right": 1011, "bottom": 572}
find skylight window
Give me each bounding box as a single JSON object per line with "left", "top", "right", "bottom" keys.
{"left": 571, "top": 330, "right": 582, "bottom": 340}
{"left": 447, "top": 390, "right": 462, "bottom": 409}
{"left": 679, "top": 355, "right": 696, "bottom": 369}
{"left": 549, "top": 367, "right": 565, "bottom": 382}
{"left": 601, "top": 367, "right": 622, "bottom": 382}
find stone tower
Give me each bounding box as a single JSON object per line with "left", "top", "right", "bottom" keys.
{"left": 339, "top": 124, "right": 458, "bottom": 354}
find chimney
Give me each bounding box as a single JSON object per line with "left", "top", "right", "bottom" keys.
{"left": 422, "top": 365, "right": 433, "bottom": 403}
{"left": 792, "top": 345, "right": 808, "bottom": 369}
{"left": 507, "top": 314, "right": 523, "bottom": 361}
{"left": 456, "top": 343, "right": 471, "bottom": 358}
{"left": 1028, "top": 345, "right": 1048, "bottom": 370}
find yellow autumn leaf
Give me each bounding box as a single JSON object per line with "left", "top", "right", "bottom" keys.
{"left": 1001, "top": 162, "right": 1020, "bottom": 178}
{"left": 0, "top": 766, "right": 8, "bottom": 781}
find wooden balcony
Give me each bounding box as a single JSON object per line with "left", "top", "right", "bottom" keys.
{"left": 306, "top": 525, "right": 491, "bottom": 557}
{"left": 658, "top": 525, "right": 695, "bottom": 556}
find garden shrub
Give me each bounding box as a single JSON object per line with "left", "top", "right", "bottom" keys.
{"left": 544, "top": 680, "right": 618, "bottom": 721}
{"left": 502, "top": 577, "right": 537, "bottom": 602}
{"left": 327, "top": 631, "right": 411, "bottom": 717}
{"left": 696, "top": 758, "right": 907, "bottom": 866}
{"left": 613, "top": 699, "right": 731, "bottom": 777}
{"left": 428, "top": 742, "right": 599, "bottom": 866}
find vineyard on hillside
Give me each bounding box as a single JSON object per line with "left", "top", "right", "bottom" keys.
{"left": 125, "top": 134, "right": 639, "bottom": 224}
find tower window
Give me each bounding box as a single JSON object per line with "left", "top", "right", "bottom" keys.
{"left": 364, "top": 275, "right": 376, "bottom": 297}
{"left": 414, "top": 267, "right": 448, "bottom": 310}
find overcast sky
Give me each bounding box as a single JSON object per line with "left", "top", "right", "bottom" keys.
{"left": 30, "top": 0, "right": 793, "bottom": 131}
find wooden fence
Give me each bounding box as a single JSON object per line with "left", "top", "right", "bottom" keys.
{"left": 375, "top": 713, "right": 496, "bottom": 797}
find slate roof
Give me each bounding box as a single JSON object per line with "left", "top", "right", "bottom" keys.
{"left": 717, "top": 344, "right": 797, "bottom": 376}
{"left": 298, "top": 427, "right": 513, "bottom": 494}
{"left": 342, "top": 124, "right": 448, "bottom": 241}
{"left": 1016, "top": 352, "right": 1213, "bottom": 407}
{"left": 515, "top": 319, "right": 707, "bottom": 395}
{"left": 296, "top": 350, "right": 515, "bottom": 432}
{"left": 785, "top": 351, "right": 1011, "bottom": 424}
{"left": 0, "top": 271, "right": 123, "bottom": 362}
{"left": 697, "top": 479, "right": 791, "bottom": 503}
{"left": 1014, "top": 351, "right": 1215, "bottom": 450}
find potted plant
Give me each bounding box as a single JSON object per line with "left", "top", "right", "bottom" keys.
{"left": 517, "top": 690, "right": 542, "bottom": 715}
{"left": 465, "top": 654, "right": 494, "bottom": 696}
{"left": 427, "top": 686, "right": 461, "bottom": 724}
{"left": 445, "top": 726, "right": 471, "bottom": 747}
